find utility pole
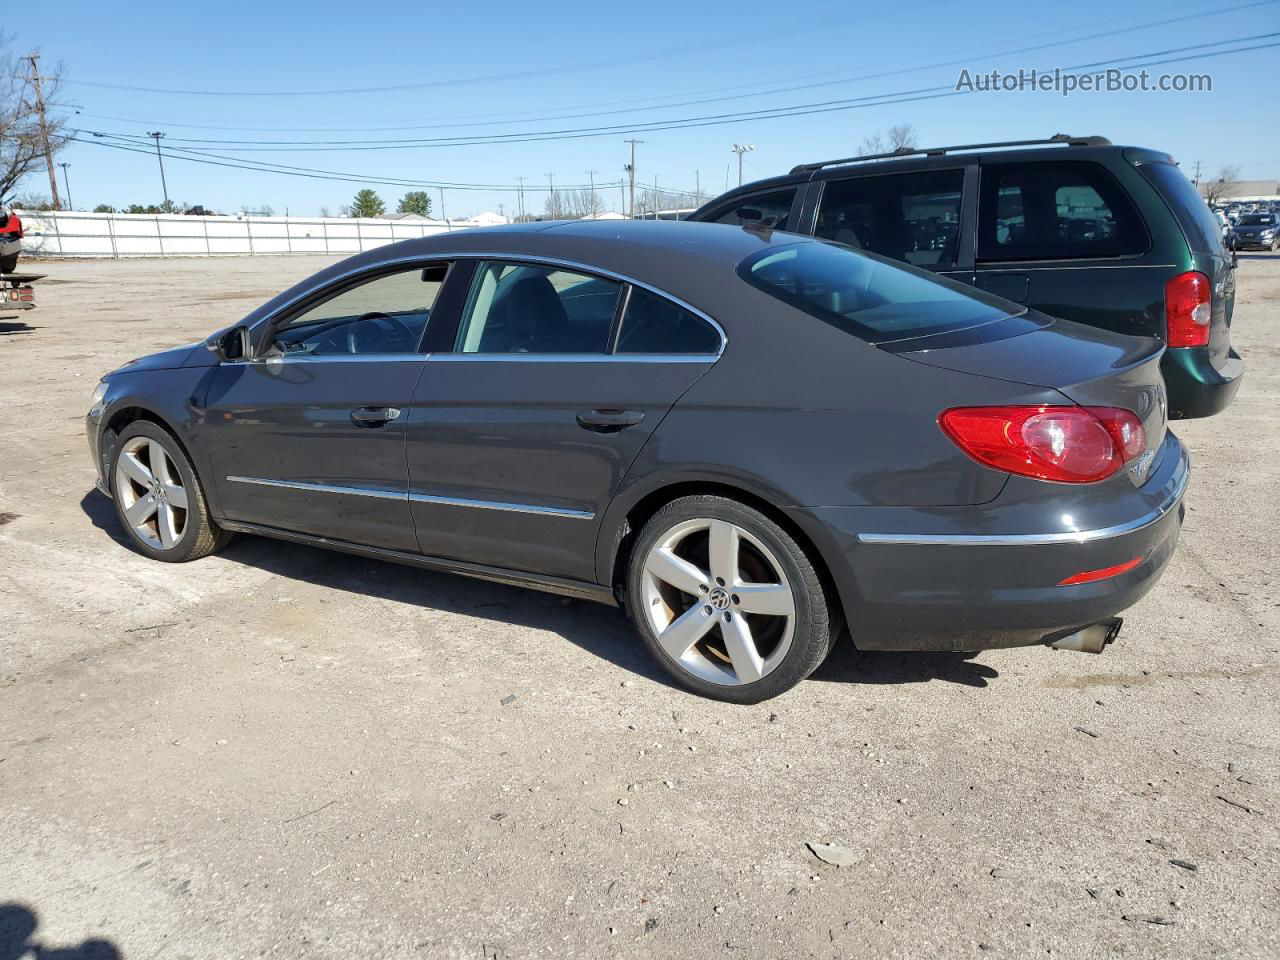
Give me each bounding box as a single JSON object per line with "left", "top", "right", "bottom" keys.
{"left": 586, "top": 169, "right": 597, "bottom": 217}
{"left": 23, "top": 53, "right": 62, "bottom": 210}
{"left": 695, "top": 170, "right": 700, "bottom": 207}
{"left": 731, "top": 144, "right": 755, "bottom": 187}
{"left": 438, "top": 187, "right": 446, "bottom": 222}
{"left": 516, "top": 176, "right": 526, "bottom": 220}
{"left": 545, "top": 172, "right": 556, "bottom": 218}
{"left": 147, "top": 131, "right": 170, "bottom": 208}
{"left": 624, "top": 139, "right": 643, "bottom": 219}
{"left": 1192, "top": 160, "right": 1203, "bottom": 187}
{"left": 57, "top": 162, "right": 72, "bottom": 210}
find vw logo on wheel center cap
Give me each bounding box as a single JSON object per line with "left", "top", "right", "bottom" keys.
{"left": 709, "top": 587, "right": 731, "bottom": 610}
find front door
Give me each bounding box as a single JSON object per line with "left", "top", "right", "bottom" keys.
{"left": 405, "top": 261, "right": 723, "bottom": 581}
{"left": 201, "top": 263, "right": 450, "bottom": 551}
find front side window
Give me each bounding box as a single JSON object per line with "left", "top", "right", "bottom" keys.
{"left": 274, "top": 264, "right": 447, "bottom": 356}
{"left": 978, "top": 162, "right": 1148, "bottom": 261}
{"left": 455, "top": 261, "right": 622, "bottom": 354}
{"left": 704, "top": 189, "right": 797, "bottom": 231}
{"left": 615, "top": 287, "right": 721, "bottom": 354}
{"left": 815, "top": 169, "right": 964, "bottom": 269}
{"left": 740, "top": 241, "right": 1021, "bottom": 343}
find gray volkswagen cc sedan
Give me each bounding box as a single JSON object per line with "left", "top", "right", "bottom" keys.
{"left": 86, "top": 220, "right": 1187, "bottom": 702}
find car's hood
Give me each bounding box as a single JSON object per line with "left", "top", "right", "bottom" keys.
{"left": 106, "top": 341, "right": 208, "bottom": 376}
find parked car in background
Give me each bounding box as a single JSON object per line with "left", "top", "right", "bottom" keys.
{"left": 691, "top": 135, "right": 1243, "bottom": 419}
{"left": 1230, "top": 212, "right": 1279, "bottom": 251}
{"left": 0, "top": 208, "right": 23, "bottom": 274}
{"left": 85, "top": 221, "right": 1187, "bottom": 702}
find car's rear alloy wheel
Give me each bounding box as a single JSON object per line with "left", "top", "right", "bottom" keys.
{"left": 109, "top": 421, "right": 230, "bottom": 562}
{"left": 627, "top": 495, "right": 835, "bottom": 702}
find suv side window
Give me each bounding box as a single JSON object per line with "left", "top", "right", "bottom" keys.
{"left": 615, "top": 287, "right": 721, "bottom": 354}
{"left": 273, "top": 263, "right": 447, "bottom": 356}
{"left": 703, "top": 188, "right": 797, "bottom": 231}
{"left": 978, "top": 162, "right": 1148, "bottom": 261}
{"left": 814, "top": 169, "right": 964, "bottom": 269}
{"left": 455, "top": 261, "right": 622, "bottom": 354}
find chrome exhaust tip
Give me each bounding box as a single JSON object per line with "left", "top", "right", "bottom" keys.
{"left": 1046, "top": 617, "right": 1122, "bottom": 654}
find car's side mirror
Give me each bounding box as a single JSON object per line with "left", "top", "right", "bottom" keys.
{"left": 205, "top": 324, "right": 250, "bottom": 362}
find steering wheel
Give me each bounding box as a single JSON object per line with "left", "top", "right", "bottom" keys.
{"left": 346, "top": 311, "right": 416, "bottom": 354}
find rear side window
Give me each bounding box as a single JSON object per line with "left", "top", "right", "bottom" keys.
{"left": 815, "top": 169, "right": 964, "bottom": 269}
{"left": 740, "top": 241, "right": 1020, "bottom": 344}
{"left": 1140, "top": 161, "right": 1227, "bottom": 255}
{"left": 703, "top": 189, "right": 797, "bottom": 231}
{"left": 978, "top": 162, "right": 1148, "bottom": 261}
{"left": 615, "top": 287, "right": 721, "bottom": 354}
{"left": 454, "top": 261, "right": 621, "bottom": 354}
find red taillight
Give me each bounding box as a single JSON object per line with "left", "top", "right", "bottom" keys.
{"left": 939, "top": 406, "right": 1146, "bottom": 484}
{"left": 1165, "top": 270, "right": 1211, "bottom": 347}
{"left": 1058, "top": 555, "right": 1143, "bottom": 586}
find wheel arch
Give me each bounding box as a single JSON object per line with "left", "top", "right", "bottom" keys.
{"left": 597, "top": 475, "right": 855, "bottom": 634}
{"left": 99, "top": 402, "right": 205, "bottom": 499}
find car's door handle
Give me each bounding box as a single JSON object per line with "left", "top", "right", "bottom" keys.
{"left": 350, "top": 406, "right": 402, "bottom": 427}
{"left": 576, "top": 408, "right": 644, "bottom": 432}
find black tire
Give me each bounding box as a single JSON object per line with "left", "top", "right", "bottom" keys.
{"left": 108, "top": 420, "right": 231, "bottom": 562}
{"left": 0, "top": 251, "right": 17, "bottom": 274}
{"left": 625, "top": 495, "right": 835, "bottom": 703}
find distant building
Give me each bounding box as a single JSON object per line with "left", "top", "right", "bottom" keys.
{"left": 464, "top": 211, "right": 511, "bottom": 226}
{"left": 1197, "top": 180, "right": 1279, "bottom": 202}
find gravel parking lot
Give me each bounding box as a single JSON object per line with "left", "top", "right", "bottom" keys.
{"left": 1, "top": 252, "right": 1277, "bottom": 959}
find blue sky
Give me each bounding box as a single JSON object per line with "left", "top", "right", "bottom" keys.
{"left": 15, "top": 0, "right": 1280, "bottom": 216}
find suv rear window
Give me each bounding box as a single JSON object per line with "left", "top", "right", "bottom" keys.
{"left": 740, "top": 241, "right": 1021, "bottom": 344}
{"left": 1139, "top": 160, "right": 1225, "bottom": 256}
{"left": 815, "top": 169, "right": 964, "bottom": 269}
{"left": 978, "top": 162, "right": 1148, "bottom": 261}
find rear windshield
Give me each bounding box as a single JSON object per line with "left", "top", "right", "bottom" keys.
{"left": 739, "top": 241, "right": 1022, "bottom": 344}
{"left": 1139, "top": 161, "right": 1225, "bottom": 256}
{"left": 1238, "top": 214, "right": 1276, "bottom": 226}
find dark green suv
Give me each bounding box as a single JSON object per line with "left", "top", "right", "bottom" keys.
{"left": 690, "top": 135, "right": 1243, "bottom": 419}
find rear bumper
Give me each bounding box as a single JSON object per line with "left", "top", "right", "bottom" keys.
{"left": 1161, "top": 346, "right": 1243, "bottom": 419}
{"left": 792, "top": 434, "right": 1188, "bottom": 652}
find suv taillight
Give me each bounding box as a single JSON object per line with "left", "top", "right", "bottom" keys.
{"left": 939, "top": 406, "right": 1146, "bottom": 484}
{"left": 1165, "top": 270, "right": 1211, "bottom": 347}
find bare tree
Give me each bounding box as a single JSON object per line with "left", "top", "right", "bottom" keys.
{"left": 633, "top": 187, "right": 703, "bottom": 218}
{"left": 0, "top": 40, "right": 68, "bottom": 206}
{"left": 888, "top": 124, "right": 918, "bottom": 150}
{"left": 859, "top": 124, "right": 919, "bottom": 156}
{"left": 1202, "top": 164, "right": 1242, "bottom": 205}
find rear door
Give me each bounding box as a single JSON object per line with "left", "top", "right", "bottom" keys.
{"left": 811, "top": 166, "right": 972, "bottom": 284}
{"left": 974, "top": 160, "right": 1155, "bottom": 335}
{"left": 406, "top": 260, "right": 723, "bottom": 581}
{"left": 202, "top": 262, "right": 451, "bottom": 551}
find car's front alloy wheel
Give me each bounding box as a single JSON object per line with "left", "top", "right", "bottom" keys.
{"left": 109, "top": 421, "right": 230, "bottom": 562}
{"left": 627, "top": 495, "right": 835, "bottom": 702}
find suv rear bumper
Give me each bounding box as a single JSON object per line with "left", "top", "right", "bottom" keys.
{"left": 790, "top": 433, "right": 1188, "bottom": 652}
{"left": 1162, "top": 346, "right": 1244, "bottom": 419}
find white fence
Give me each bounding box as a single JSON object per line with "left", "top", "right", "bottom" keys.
{"left": 16, "top": 210, "right": 479, "bottom": 259}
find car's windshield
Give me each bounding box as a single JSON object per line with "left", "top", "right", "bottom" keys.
{"left": 1238, "top": 214, "right": 1275, "bottom": 226}
{"left": 738, "top": 240, "right": 1023, "bottom": 343}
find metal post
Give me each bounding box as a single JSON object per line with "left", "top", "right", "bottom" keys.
{"left": 155, "top": 216, "right": 164, "bottom": 257}
{"left": 57, "top": 162, "right": 73, "bottom": 210}
{"left": 285, "top": 217, "right": 292, "bottom": 254}
{"left": 202, "top": 216, "right": 210, "bottom": 255}
{"left": 624, "top": 139, "right": 643, "bottom": 218}
{"left": 148, "top": 132, "right": 170, "bottom": 208}
{"left": 107, "top": 212, "right": 118, "bottom": 259}
{"left": 322, "top": 218, "right": 329, "bottom": 255}
{"left": 246, "top": 218, "right": 255, "bottom": 256}
{"left": 356, "top": 218, "right": 363, "bottom": 251}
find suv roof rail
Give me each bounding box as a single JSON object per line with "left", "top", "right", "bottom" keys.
{"left": 788, "top": 134, "right": 1112, "bottom": 175}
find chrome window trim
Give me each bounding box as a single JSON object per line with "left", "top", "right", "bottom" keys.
{"left": 225, "top": 475, "right": 593, "bottom": 520}
{"left": 251, "top": 251, "right": 727, "bottom": 359}
{"left": 856, "top": 458, "right": 1188, "bottom": 546}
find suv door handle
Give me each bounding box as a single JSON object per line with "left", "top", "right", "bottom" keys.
{"left": 576, "top": 408, "right": 644, "bottom": 432}
{"left": 350, "top": 406, "right": 402, "bottom": 427}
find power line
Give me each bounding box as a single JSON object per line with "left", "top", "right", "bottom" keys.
{"left": 77, "top": 32, "right": 1280, "bottom": 154}
{"left": 63, "top": 0, "right": 1276, "bottom": 136}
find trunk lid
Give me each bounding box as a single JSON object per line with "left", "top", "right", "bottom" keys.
{"left": 887, "top": 315, "right": 1168, "bottom": 485}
